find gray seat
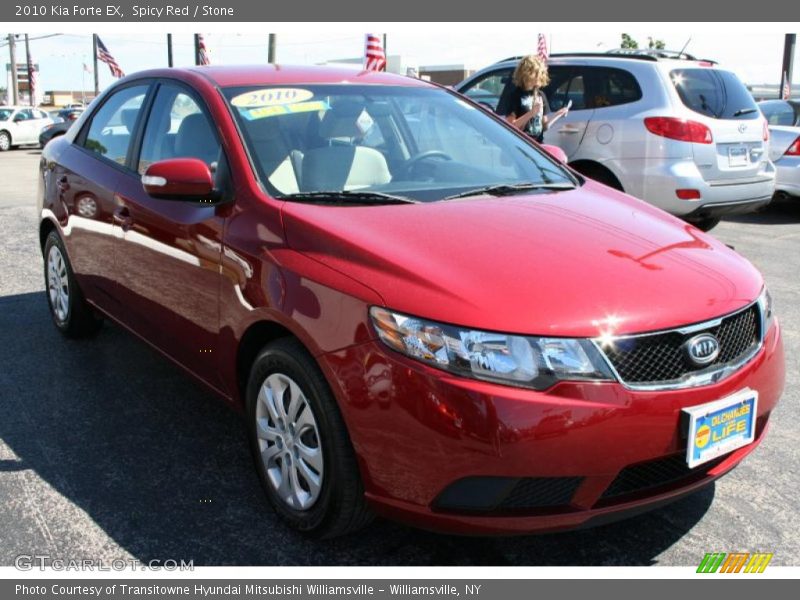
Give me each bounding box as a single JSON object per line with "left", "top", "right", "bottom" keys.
{"left": 300, "top": 102, "right": 391, "bottom": 192}
{"left": 174, "top": 113, "right": 220, "bottom": 166}
{"left": 246, "top": 117, "right": 303, "bottom": 193}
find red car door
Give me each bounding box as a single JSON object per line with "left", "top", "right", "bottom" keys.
{"left": 113, "top": 82, "right": 229, "bottom": 392}
{"left": 50, "top": 84, "right": 151, "bottom": 315}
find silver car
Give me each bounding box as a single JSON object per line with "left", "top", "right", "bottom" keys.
{"left": 759, "top": 99, "right": 800, "bottom": 200}
{"left": 457, "top": 50, "right": 776, "bottom": 231}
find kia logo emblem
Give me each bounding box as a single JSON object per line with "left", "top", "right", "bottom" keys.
{"left": 685, "top": 333, "right": 720, "bottom": 366}
{"left": 738, "top": 124, "right": 747, "bottom": 133}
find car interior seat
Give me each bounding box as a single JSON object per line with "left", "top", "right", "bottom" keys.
{"left": 174, "top": 113, "right": 220, "bottom": 167}
{"left": 300, "top": 101, "right": 391, "bottom": 192}
{"left": 246, "top": 116, "right": 303, "bottom": 194}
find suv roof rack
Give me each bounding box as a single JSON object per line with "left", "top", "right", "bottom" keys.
{"left": 495, "top": 50, "right": 717, "bottom": 65}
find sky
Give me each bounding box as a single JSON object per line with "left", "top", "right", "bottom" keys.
{"left": 2, "top": 26, "right": 799, "bottom": 95}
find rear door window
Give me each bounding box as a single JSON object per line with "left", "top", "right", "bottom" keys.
{"left": 586, "top": 67, "right": 642, "bottom": 108}
{"left": 670, "top": 68, "right": 759, "bottom": 120}
{"left": 545, "top": 67, "right": 587, "bottom": 111}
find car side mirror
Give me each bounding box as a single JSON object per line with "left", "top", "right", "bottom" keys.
{"left": 541, "top": 144, "right": 568, "bottom": 164}
{"left": 142, "top": 158, "right": 217, "bottom": 202}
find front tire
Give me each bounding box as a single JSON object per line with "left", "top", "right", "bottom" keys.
{"left": 246, "top": 337, "right": 372, "bottom": 538}
{"left": 0, "top": 131, "right": 11, "bottom": 152}
{"left": 43, "top": 230, "right": 103, "bottom": 337}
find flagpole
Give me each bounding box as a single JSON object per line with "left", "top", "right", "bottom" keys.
{"left": 24, "top": 33, "right": 33, "bottom": 106}
{"left": 167, "top": 33, "right": 173, "bottom": 67}
{"left": 268, "top": 34, "right": 276, "bottom": 63}
{"left": 194, "top": 34, "right": 200, "bottom": 66}
{"left": 92, "top": 34, "right": 99, "bottom": 96}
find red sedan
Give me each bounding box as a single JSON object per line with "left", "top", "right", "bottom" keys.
{"left": 37, "top": 65, "right": 785, "bottom": 537}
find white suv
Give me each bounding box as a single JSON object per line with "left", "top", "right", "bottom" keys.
{"left": 457, "top": 50, "right": 775, "bottom": 231}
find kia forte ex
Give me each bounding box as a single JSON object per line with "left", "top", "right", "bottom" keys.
{"left": 38, "top": 65, "right": 785, "bottom": 537}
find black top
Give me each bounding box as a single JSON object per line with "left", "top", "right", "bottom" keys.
{"left": 496, "top": 84, "right": 550, "bottom": 142}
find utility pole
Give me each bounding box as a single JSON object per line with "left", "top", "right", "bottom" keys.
{"left": 268, "top": 34, "right": 276, "bottom": 64}
{"left": 24, "top": 34, "right": 33, "bottom": 106}
{"left": 8, "top": 34, "right": 19, "bottom": 105}
{"left": 780, "top": 34, "right": 796, "bottom": 99}
{"left": 167, "top": 33, "right": 173, "bottom": 67}
{"left": 92, "top": 34, "right": 99, "bottom": 96}
{"left": 194, "top": 34, "right": 200, "bottom": 65}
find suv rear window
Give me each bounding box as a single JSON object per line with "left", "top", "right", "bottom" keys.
{"left": 670, "top": 68, "right": 759, "bottom": 120}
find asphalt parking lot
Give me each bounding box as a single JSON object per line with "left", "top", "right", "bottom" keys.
{"left": 0, "top": 148, "right": 798, "bottom": 567}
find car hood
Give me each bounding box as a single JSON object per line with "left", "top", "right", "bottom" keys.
{"left": 280, "top": 181, "right": 762, "bottom": 338}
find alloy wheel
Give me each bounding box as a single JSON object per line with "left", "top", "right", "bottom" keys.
{"left": 255, "top": 373, "right": 324, "bottom": 510}
{"left": 47, "top": 245, "right": 70, "bottom": 322}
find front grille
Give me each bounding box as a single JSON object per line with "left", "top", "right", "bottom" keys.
{"left": 497, "top": 477, "right": 583, "bottom": 509}
{"left": 599, "top": 454, "right": 725, "bottom": 501}
{"left": 433, "top": 476, "right": 583, "bottom": 513}
{"left": 601, "top": 303, "right": 760, "bottom": 385}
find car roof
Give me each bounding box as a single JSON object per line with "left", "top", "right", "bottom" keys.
{"left": 489, "top": 52, "right": 719, "bottom": 70}
{"left": 128, "top": 64, "right": 432, "bottom": 89}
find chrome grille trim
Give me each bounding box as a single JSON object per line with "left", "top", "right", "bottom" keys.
{"left": 592, "top": 297, "right": 765, "bottom": 391}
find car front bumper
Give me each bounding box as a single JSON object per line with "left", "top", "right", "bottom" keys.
{"left": 319, "top": 319, "right": 785, "bottom": 535}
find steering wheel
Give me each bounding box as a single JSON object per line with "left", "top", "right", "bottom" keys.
{"left": 395, "top": 150, "right": 453, "bottom": 178}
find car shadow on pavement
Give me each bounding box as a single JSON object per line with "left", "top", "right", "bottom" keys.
{"left": 725, "top": 198, "right": 800, "bottom": 226}
{"left": 0, "top": 291, "right": 714, "bottom": 566}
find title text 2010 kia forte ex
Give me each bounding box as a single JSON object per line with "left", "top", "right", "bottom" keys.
{"left": 37, "top": 65, "right": 785, "bottom": 537}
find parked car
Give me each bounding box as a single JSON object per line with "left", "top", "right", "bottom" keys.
{"left": 758, "top": 99, "right": 800, "bottom": 200}
{"left": 39, "top": 65, "right": 784, "bottom": 538}
{"left": 0, "top": 105, "right": 53, "bottom": 151}
{"left": 39, "top": 110, "right": 83, "bottom": 147}
{"left": 457, "top": 50, "right": 776, "bottom": 231}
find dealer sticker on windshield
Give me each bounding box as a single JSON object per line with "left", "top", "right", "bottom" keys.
{"left": 231, "top": 88, "right": 314, "bottom": 108}
{"left": 684, "top": 388, "right": 757, "bottom": 468}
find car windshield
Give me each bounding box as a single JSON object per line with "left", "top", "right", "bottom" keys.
{"left": 224, "top": 84, "right": 576, "bottom": 203}
{"left": 670, "top": 68, "right": 759, "bottom": 120}
{"left": 0, "top": 109, "right": 13, "bottom": 121}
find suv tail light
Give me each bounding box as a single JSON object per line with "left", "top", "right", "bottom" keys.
{"left": 763, "top": 120, "right": 770, "bottom": 142}
{"left": 784, "top": 136, "right": 800, "bottom": 156}
{"left": 644, "top": 117, "right": 713, "bottom": 144}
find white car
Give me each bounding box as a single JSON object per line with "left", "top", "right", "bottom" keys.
{"left": 0, "top": 105, "right": 53, "bottom": 151}
{"left": 457, "top": 49, "right": 776, "bottom": 231}
{"left": 759, "top": 99, "right": 800, "bottom": 200}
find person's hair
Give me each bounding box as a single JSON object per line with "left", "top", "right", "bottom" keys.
{"left": 512, "top": 55, "right": 550, "bottom": 90}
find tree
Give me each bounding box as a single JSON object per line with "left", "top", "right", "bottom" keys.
{"left": 621, "top": 33, "right": 638, "bottom": 49}
{"left": 620, "top": 34, "right": 666, "bottom": 51}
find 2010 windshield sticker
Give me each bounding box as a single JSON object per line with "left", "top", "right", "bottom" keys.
{"left": 240, "top": 100, "right": 331, "bottom": 121}
{"left": 231, "top": 88, "right": 314, "bottom": 108}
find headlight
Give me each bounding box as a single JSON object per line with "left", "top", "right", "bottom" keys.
{"left": 757, "top": 286, "right": 775, "bottom": 337}
{"left": 369, "top": 307, "right": 614, "bottom": 390}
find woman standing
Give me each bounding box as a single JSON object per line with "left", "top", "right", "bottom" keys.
{"left": 496, "top": 55, "right": 568, "bottom": 143}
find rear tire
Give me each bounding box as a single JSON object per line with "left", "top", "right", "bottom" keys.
{"left": 686, "top": 216, "right": 721, "bottom": 232}
{"left": 246, "top": 337, "right": 373, "bottom": 538}
{"left": 43, "top": 230, "right": 103, "bottom": 338}
{"left": 571, "top": 162, "right": 624, "bottom": 191}
{"left": 0, "top": 131, "right": 11, "bottom": 152}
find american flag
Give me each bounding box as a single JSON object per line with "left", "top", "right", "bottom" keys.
{"left": 783, "top": 72, "right": 791, "bottom": 100}
{"left": 27, "top": 56, "right": 37, "bottom": 105}
{"left": 96, "top": 37, "right": 124, "bottom": 78}
{"left": 197, "top": 34, "right": 211, "bottom": 66}
{"left": 537, "top": 33, "right": 549, "bottom": 62}
{"left": 364, "top": 34, "right": 386, "bottom": 72}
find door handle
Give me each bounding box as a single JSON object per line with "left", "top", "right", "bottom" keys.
{"left": 558, "top": 127, "right": 581, "bottom": 134}
{"left": 56, "top": 176, "right": 70, "bottom": 191}
{"left": 113, "top": 206, "right": 133, "bottom": 231}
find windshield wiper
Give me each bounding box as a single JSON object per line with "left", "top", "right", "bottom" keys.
{"left": 732, "top": 107, "right": 758, "bottom": 117}
{"left": 280, "top": 191, "right": 419, "bottom": 205}
{"left": 443, "top": 181, "right": 575, "bottom": 200}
